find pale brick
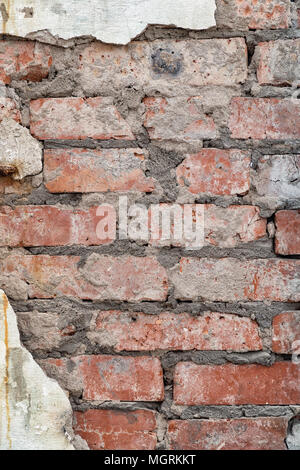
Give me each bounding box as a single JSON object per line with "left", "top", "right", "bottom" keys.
{"left": 171, "top": 258, "right": 300, "bottom": 302}
{"left": 176, "top": 149, "right": 251, "bottom": 195}
{"left": 30, "top": 97, "right": 134, "bottom": 140}
{"left": 91, "top": 311, "right": 262, "bottom": 352}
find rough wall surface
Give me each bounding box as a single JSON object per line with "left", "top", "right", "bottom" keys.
{"left": 0, "top": 0, "right": 216, "bottom": 44}
{"left": 0, "top": 0, "right": 299, "bottom": 451}
{"left": 0, "top": 291, "right": 75, "bottom": 449}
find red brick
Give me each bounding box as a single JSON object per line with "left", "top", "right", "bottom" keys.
{"left": 0, "top": 254, "right": 168, "bottom": 301}
{"left": 275, "top": 210, "right": 300, "bottom": 255}
{"left": 144, "top": 97, "right": 217, "bottom": 143}
{"left": 174, "top": 362, "right": 300, "bottom": 405}
{"left": 79, "top": 355, "right": 164, "bottom": 402}
{"left": 93, "top": 311, "right": 262, "bottom": 352}
{"left": 168, "top": 418, "right": 288, "bottom": 450}
{"left": 0, "top": 40, "right": 52, "bottom": 84}
{"left": 176, "top": 149, "right": 250, "bottom": 196}
{"left": 74, "top": 409, "right": 157, "bottom": 450}
{"left": 216, "top": 0, "right": 291, "bottom": 30}
{"left": 272, "top": 312, "right": 300, "bottom": 354}
{"left": 44, "top": 148, "right": 155, "bottom": 193}
{"left": 230, "top": 98, "right": 300, "bottom": 140}
{"left": 257, "top": 39, "right": 300, "bottom": 86}
{"left": 3, "top": 203, "right": 265, "bottom": 249}
{"left": 44, "top": 355, "right": 164, "bottom": 402}
{"left": 30, "top": 97, "right": 134, "bottom": 140}
{"left": 0, "top": 205, "right": 116, "bottom": 247}
{"left": 0, "top": 98, "right": 21, "bottom": 123}
{"left": 171, "top": 258, "right": 300, "bottom": 302}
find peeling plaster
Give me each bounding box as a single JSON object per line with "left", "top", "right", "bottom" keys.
{"left": 0, "top": 290, "right": 75, "bottom": 450}
{"left": 0, "top": 0, "right": 217, "bottom": 45}
{"left": 0, "top": 118, "right": 42, "bottom": 180}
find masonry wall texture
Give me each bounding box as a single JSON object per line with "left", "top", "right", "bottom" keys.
{"left": 0, "top": 0, "right": 300, "bottom": 451}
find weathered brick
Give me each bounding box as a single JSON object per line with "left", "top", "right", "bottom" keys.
{"left": 0, "top": 254, "right": 168, "bottom": 301}
{"left": 79, "top": 38, "right": 247, "bottom": 95}
{"left": 168, "top": 418, "right": 288, "bottom": 450}
{"left": 0, "top": 97, "right": 21, "bottom": 123}
{"left": 42, "top": 355, "right": 164, "bottom": 402}
{"left": 0, "top": 203, "right": 266, "bottom": 249}
{"left": 256, "top": 39, "right": 300, "bottom": 86}
{"left": 252, "top": 155, "right": 300, "bottom": 207}
{"left": 176, "top": 149, "right": 251, "bottom": 196}
{"left": 230, "top": 98, "right": 300, "bottom": 140}
{"left": 174, "top": 362, "right": 300, "bottom": 405}
{"left": 91, "top": 311, "right": 262, "bottom": 352}
{"left": 44, "top": 148, "right": 155, "bottom": 193}
{"left": 275, "top": 210, "right": 300, "bottom": 255}
{"left": 0, "top": 40, "right": 52, "bottom": 84}
{"left": 149, "top": 204, "right": 266, "bottom": 248}
{"left": 74, "top": 409, "right": 157, "bottom": 450}
{"left": 144, "top": 97, "right": 217, "bottom": 143}
{"left": 272, "top": 312, "right": 300, "bottom": 354}
{"left": 171, "top": 258, "right": 300, "bottom": 302}
{"left": 0, "top": 205, "right": 115, "bottom": 247}
{"left": 216, "top": 0, "right": 291, "bottom": 30}
{"left": 30, "top": 97, "right": 134, "bottom": 140}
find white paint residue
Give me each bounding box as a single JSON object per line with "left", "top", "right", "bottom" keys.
{"left": 0, "top": 0, "right": 217, "bottom": 45}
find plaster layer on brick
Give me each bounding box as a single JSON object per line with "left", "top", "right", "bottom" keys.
{"left": 0, "top": 0, "right": 216, "bottom": 45}
{"left": 0, "top": 118, "right": 42, "bottom": 180}
{"left": 0, "top": 290, "right": 75, "bottom": 450}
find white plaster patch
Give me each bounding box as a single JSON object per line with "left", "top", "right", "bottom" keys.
{"left": 0, "top": 290, "right": 75, "bottom": 450}
{"left": 0, "top": 0, "right": 217, "bottom": 45}
{"left": 0, "top": 118, "right": 42, "bottom": 180}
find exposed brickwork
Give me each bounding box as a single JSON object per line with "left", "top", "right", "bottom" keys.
{"left": 30, "top": 97, "right": 134, "bottom": 140}
{"left": 44, "top": 148, "right": 155, "bottom": 193}
{"left": 74, "top": 410, "right": 157, "bottom": 450}
{"left": 256, "top": 39, "right": 300, "bottom": 86}
{"left": 42, "top": 355, "right": 164, "bottom": 402}
{"left": 149, "top": 204, "right": 266, "bottom": 247}
{"left": 92, "top": 311, "right": 262, "bottom": 352}
{"left": 144, "top": 96, "right": 218, "bottom": 142}
{"left": 0, "top": 2, "right": 299, "bottom": 451}
{"left": 1, "top": 254, "right": 168, "bottom": 301}
{"left": 0, "top": 40, "right": 52, "bottom": 84}
{"left": 174, "top": 362, "right": 300, "bottom": 405}
{"left": 79, "top": 38, "right": 247, "bottom": 95}
{"left": 215, "top": 0, "right": 291, "bottom": 30}
{"left": 0, "top": 205, "right": 115, "bottom": 246}
{"left": 176, "top": 149, "right": 251, "bottom": 196}
{"left": 171, "top": 258, "right": 300, "bottom": 302}
{"left": 229, "top": 98, "right": 300, "bottom": 140}
{"left": 275, "top": 210, "right": 300, "bottom": 255}
{"left": 272, "top": 312, "right": 300, "bottom": 354}
{"left": 168, "top": 418, "right": 289, "bottom": 450}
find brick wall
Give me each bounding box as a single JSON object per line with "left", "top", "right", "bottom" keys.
{"left": 0, "top": 0, "right": 299, "bottom": 450}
